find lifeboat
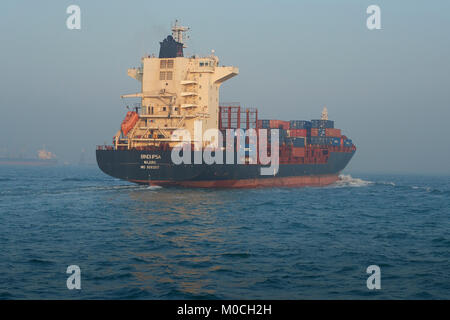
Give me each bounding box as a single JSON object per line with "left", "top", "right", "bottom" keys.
{"left": 121, "top": 111, "right": 139, "bottom": 136}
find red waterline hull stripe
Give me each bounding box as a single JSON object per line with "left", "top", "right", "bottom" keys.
{"left": 129, "top": 174, "right": 339, "bottom": 188}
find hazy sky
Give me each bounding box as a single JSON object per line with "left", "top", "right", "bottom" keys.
{"left": 0, "top": 0, "right": 449, "bottom": 174}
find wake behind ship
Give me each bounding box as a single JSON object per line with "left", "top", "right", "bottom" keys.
{"left": 96, "top": 22, "right": 356, "bottom": 188}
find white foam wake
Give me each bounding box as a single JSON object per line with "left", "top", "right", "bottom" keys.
{"left": 147, "top": 185, "right": 163, "bottom": 190}
{"left": 334, "top": 174, "right": 373, "bottom": 187}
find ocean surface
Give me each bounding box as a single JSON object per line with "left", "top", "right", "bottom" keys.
{"left": 0, "top": 165, "right": 449, "bottom": 299}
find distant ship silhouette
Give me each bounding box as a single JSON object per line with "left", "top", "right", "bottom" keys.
{"left": 0, "top": 147, "right": 57, "bottom": 166}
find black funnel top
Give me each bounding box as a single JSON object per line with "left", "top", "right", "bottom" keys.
{"left": 159, "top": 35, "right": 184, "bottom": 58}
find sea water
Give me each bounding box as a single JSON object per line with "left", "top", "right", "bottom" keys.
{"left": 0, "top": 166, "right": 449, "bottom": 299}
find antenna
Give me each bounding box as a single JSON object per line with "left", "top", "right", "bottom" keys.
{"left": 321, "top": 106, "right": 328, "bottom": 120}
{"left": 171, "top": 20, "right": 190, "bottom": 48}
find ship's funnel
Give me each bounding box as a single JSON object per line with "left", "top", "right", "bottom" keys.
{"left": 159, "top": 35, "right": 184, "bottom": 58}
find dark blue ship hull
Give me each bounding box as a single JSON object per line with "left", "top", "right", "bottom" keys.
{"left": 96, "top": 149, "right": 355, "bottom": 188}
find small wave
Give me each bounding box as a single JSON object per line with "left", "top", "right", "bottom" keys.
{"left": 62, "top": 177, "right": 107, "bottom": 182}
{"left": 113, "top": 287, "right": 150, "bottom": 299}
{"left": 431, "top": 237, "right": 450, "bottom": 247}
{"left": 256, "top": 200, "right": 276, "bottom": 206}
{"left": 80, "top": 185, "right": 146, "bottom": 192}
{"left": 411, "top": 185, "right": 432, "bottom": 192}
{"left": 90, "top": 272, "right": 133, "bottom": 281}
{"left": 62, "top": 178, "right": 85, "bottom": 182}
{"left": 408, "top": 291, "right": 437, "bottom": 299}
{"left": 333, "top": 174, "right": 373, "bottom": 188}
{"left": 28, "top": 258, "right": 55, "bottom": 265}
{"left": 398, "top": 184, "right": 447, "bottom": 194}
{"left": 0, "top": 291, "right": 15, "bottom": 299}
{"left": 147, "top": 185, "right": 163, "bottom": 190}
{"left": 379, "top": 181, "right": 396, "bottom": 186}
{"left": 221, "top": 252, "right": 251, "bottom": 258}
{"left": 430, "top": 189, "right": 450, "bottom": 196}
{"left": 159, "top": 288, "right": 219, "bottom": 300}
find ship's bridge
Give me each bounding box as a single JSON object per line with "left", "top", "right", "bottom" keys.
{"left": 119, "top": 23, "right": 238, "bottom": 150}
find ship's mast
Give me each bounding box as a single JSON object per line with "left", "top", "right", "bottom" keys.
{"left": 321, "top": 106, "right": 328, "bottom": 120}
{"left": 171, "top": 20, "right": 189, "bottom": 48}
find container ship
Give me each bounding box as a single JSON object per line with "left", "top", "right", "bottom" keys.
{"left": 96, "top": 22, "right": 356, "bottom": 188}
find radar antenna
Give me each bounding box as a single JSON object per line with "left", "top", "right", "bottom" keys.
{"left": 321, "top": 106, "right": 328, "bottom": 120}
{"left": 171, "top": 20, "right": 190, "bottom": 48}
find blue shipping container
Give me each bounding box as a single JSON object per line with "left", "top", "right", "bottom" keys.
{"left": 331, "top": 137, "right": 340, "bottom": 146}
{"left": 290, "top": 120, "right": 311, "bottom": 129}
{"left": 318, "top": 128, "right": 326, "bottom": 137}
{"left": 260, "top": 120, "right": 270, "bottom": 129}
{"left": 285, "top": 137, "right": 305, "bottom": 147}
{"left": 293, "top": 137, "right": 305, "bottom": 147}
{"left": 343, "top": 139, "right": 353, "bottom": 147}
{"left": 309, "top": 136, "right": 334, "bottom": 145}
{"left": 311, "top": 119, "right": 334, "bottom": 129}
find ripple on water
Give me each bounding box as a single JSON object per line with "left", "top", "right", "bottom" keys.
{"left": 1, "top": 167, "right": 450, "bottom": 299}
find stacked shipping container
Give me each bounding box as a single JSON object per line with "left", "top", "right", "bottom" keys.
{"left": 219, "top": 107, "right": 354, "bottom": 163}
{"left": 311, "top": 119, "right": 334, "bottom": 129}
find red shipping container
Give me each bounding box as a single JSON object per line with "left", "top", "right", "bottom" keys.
{"left": 269, "top": 120, "right": 278, "bottom": 128}
{"left": 280, "top": 121, "right": 290, "bottom": 130}
{"left": 311, "top": 128, "right": 319, "bottom": 136}
{"left": 325, "top": 128, "right": 341, "bottom": 137}
{"left": 289, "top": 129, "right": 307, "bottom": 137}
{"left": 269, "top": 120, "right": 289, "bottom": 129}
{"left": 292, "top": 147, "right": 305, "bottom": 157}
